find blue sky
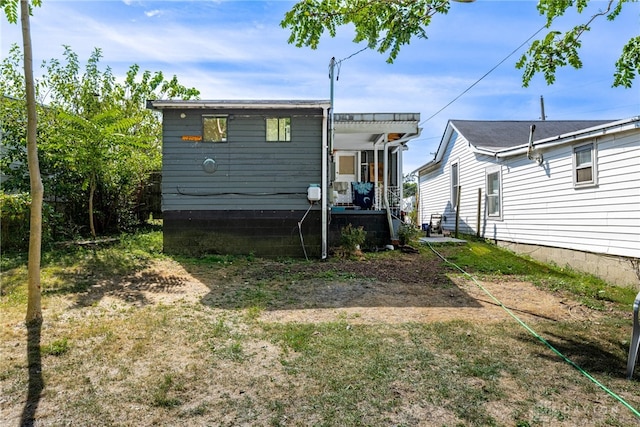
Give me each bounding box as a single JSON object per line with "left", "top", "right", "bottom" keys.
{"left": 1, "top": 0, "right": 638, "bottom": 174}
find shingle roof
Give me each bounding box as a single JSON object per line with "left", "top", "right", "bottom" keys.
{"left": 450, "top": 120, "right": 613, "bottom": 150}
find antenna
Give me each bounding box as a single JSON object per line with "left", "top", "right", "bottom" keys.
{"left": 540, "top": 95, "right": 546, "bottom": 121}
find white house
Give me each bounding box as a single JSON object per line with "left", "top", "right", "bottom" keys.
{"left": 416, "top": 117, "right": 640, "bottom": 287}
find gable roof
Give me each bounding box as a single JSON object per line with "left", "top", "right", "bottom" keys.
{"left": 449, "top": 120, "right": 612, "bottom": 151}
{"left": 416, "top": 117, "right": 639, "bottom": 175}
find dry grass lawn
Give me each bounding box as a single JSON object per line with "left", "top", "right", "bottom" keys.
{"left": 1, "top": 237, "right": 639, "bottom": 426}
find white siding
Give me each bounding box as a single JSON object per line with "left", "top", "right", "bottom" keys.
{"left": 419, "top": 132, "right": 496, "bottom": 235}
{"left": 420, "top": 126, "right": 640, "bottom": 259}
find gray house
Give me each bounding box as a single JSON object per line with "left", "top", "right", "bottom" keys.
{"left": 147, "top": 100, "right": 420, "bottom": 258}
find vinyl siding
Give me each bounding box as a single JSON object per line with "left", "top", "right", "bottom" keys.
{"left": 420, "top": 126, "right": 640, "bottom": 258}
{"left": 162, "top": 108, "right": 323, "bottom": 211}
{"left": 419, "top": 131, "right": 492, "bottom": 235}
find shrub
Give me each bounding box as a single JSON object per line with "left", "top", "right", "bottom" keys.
{"left": 398, "top": 223, "right": 421, "bottom": 246}
{"left": 0, "top": 191, "right": 57, "bottom": 251}
{"left": 1, "top": 192, "right": 31, "bottom": 251}
{"left": 339, "top": 223, "right": 366, "bottom": 258}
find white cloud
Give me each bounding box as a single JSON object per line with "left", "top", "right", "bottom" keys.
{"left": 144, "top": 9, "right": 161, "bottom": 18}
{"left": 2, "top": 0, "right": 637, "bottom": 174}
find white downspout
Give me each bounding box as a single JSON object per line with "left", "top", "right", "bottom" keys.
{"left": 383, "top": 130, "right": 422, "bottom": 242}
{"left": 373, "top": 134, "right": 386, "bottom": 210}
{"left": 321, "top": 107, "right": 329, "bottom": 259}
{"left": 383, "top": 140, "right": 395, "bottom": 241}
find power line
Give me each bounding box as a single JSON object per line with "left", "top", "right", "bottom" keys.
{"left": 419, "top": 24, "right": 548, "bottom": 127}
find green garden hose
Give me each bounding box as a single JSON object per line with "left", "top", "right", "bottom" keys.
{"left": 427, "top": 242, "right": 640, "bottom": 419}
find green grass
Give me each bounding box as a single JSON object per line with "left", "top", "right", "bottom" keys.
{"left": 1, "top": 230, "right": 639, "bottom": 426}
{"left": 432, "top": 238, "right": 638, "bottom": 309}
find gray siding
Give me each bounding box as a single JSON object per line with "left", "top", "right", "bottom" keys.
{"left": 162, "top": 108, "right": 324, "bottom": 211}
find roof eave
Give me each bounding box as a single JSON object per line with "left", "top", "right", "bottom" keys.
{"left": 147, "top": 99, "right": 332, "bottom": 110}
{"left": 494, "top": 116, "right": 640, "bottom": 158}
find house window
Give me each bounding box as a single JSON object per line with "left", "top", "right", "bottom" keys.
{"left": 573, "top": 143, "right": 597, "bottom": 186}
{"left": 203, "top": 116, "right": 227, "bottom": 142}
{"left": 486, "top": 168, "right": 502, "bottom": 218}
{"left": 451, "top": 162, "right": 459, "bottom": 207}
{"left": 266, "top": 117, "right": 291, "bottom": 142}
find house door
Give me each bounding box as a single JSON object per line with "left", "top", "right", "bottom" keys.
{"left": 334, "top": 151, "right": 359, "bottom": 204}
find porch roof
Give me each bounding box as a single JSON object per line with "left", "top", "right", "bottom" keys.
{"left": 333, "top": 113, "right": 421, "bottom": 150}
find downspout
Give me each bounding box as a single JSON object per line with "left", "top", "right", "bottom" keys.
{"left": 321, "top": 106, "right": 329, "bottom": 259}
{"left": 373, "top": 135, "right": 385, "bottom": 210}
{"left": 383, "top": 129, "right": 422, "bottom": 243}
{"left": 383, "top": 141, "right": 395, "bottom": 242}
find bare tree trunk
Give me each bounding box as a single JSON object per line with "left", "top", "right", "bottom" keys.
{"left": 22, "top": 0, "right": 43, "bottom": 324}
{"left": 89, "top": 175, "right": 96, "bottom": 239}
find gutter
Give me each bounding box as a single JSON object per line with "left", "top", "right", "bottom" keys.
{"left": 147, "top": 99, "right": 332, "bottom": 110}
{"left": 492, "top": 116, "right": 640, "bottom": 159}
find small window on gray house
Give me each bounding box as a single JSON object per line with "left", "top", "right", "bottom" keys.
{"left": 266, "top": 117, "right": 291, "bottom": 142}
{"left": 573, "top": 143, "right": 597, "bottom": 187}
{"left": 203, "top": 116, "right": 228, "bottom": 142}
{"left": 486, "top": 168, "right": 501, "bottom": 218}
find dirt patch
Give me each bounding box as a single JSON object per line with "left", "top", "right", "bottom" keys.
{"left": 82, "top": 253, "right": 597, "bottom": 326}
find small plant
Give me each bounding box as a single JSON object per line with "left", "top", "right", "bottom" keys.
{"left": 338, "top": 223, "right": 366, "bottom": 257}
{"left": 41, "top": 337, "right": 70, "bottom": 356}
{"left": 152, "top": 373, "right": 182, "bottom": 408}
{"left": 398, "top": 223, "right": 421, "bottom": 246}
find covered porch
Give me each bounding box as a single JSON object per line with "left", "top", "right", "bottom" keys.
{"left": 329, "top": 113, "right": 421, "bottom": 245}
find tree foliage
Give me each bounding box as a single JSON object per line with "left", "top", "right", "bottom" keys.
{"left": 0, "top": 44, "right": 200, "bottom": 240}
{"left": 282, "top": 0, "right": 451, "bottom": 64}
{"left": 281, "top": 0, "right": 638, "bottom": 87}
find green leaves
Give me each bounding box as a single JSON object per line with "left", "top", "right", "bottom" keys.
{"left": 1, "top": 0, "right": 42, "bottom": 24}
{"left": 613, "top": 36, "right": 640, "bottom": 88}
{"left": 516, "top": 26, "right": 586, "bottom": 87}
{"left": 1, "top": 44, "right": 200, "bottom": 235}
{"left": 520, "top": 0, "right": 636, "bottom": 87}
{"left": 281, "top": 0, "right": 451, "bottom": 64}
{"left": 282, "top": 0, "right": 638, "bottom": 87}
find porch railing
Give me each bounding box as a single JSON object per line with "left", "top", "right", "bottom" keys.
{"left": 375, "top": 185, "right": 401, "bottom": 215}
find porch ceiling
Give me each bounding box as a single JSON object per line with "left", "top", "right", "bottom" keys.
{"left": 333, "top": 114, "right": 421, "bottom": 151}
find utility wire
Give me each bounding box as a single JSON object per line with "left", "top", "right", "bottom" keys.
{"left": 330, "top": 23, "right": 548, "bottom": 127}
{"left": 420, "top": 24, "right": 548, "bottom": 127}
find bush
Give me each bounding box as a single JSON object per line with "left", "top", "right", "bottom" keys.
{"left": 398, "top": 223, "right": 421, "bottom": 246}
{"left": 339, "top": 223, "right": 366, "bottom": 258}
{"left": 0, "top": 191, "right": 56, "bottom": 252}
{"left": 1, "top": 192, "right": 31, "bottom": 251}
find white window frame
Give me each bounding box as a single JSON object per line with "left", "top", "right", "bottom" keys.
{"left": 485, "top": 166, "right": 502, "bottom": 220}
{"left": 573, "top": 142, "right": 597, "bottom": 188}
{"left": 451, "top": 161, "right": 460, "bottom": 208}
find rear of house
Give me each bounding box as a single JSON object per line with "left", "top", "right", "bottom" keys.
{"left": 148, "top": 100, "right": 330, "bottom": 258}
{"left": 417, "top": 118, "right": 640, "bottom": 286}
{"left": 149, "top": 100, "right": 421, "bottom": 258}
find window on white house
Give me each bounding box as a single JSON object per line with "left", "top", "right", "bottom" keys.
{"left": 451, "top": 162, "right": 459, "bottom": 207}
{"left": 486, "top": 169, "right": 501, "bottom": 218}
{"left": 203, "top": 116, "right": 228, "bottom": 142}
{"left": 573, "top": 143, "right": 597, "bottom": 186}
{"left": 266, "top": 117, "right": 291, "bottom": 142}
